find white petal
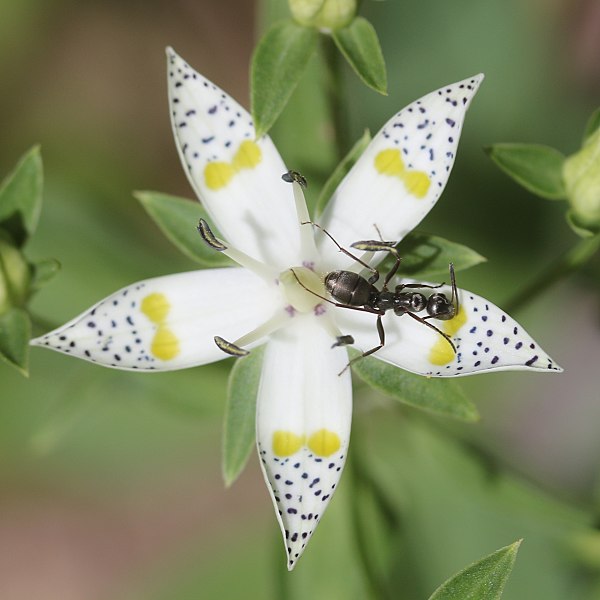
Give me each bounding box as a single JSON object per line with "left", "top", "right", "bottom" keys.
{"left": 334, "top": 283, "right": 562, "bottom": 377}
{"left": 256, "top": 315, "right": 352, "bottom": 570}
{"left": 31, "top": 268, "right": 281, "bottom": 371}
{"left": 319, "top": 75, "right": 484, "bottom": 268}
{"left": 167, "top": 48, "right": 302, "bottom": 268}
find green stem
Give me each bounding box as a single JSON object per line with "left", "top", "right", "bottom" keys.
{"left": 320, "top": 35, "right": 351, "bottom": 161}
{"left": 504, "top": 233, "right": 600, "bottom": 313}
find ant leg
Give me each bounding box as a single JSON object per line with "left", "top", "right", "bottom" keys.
{"left": 339, "top": 314, "right": 386, "bottom": 376}
{"left": 403, "top": 311, "right": 456, "bottom": 354}
{"left": 300, "top": 221, "right": 378, "bottom": 278}
{"left": 350, "top": 241, "right": 401, "bottom": 287}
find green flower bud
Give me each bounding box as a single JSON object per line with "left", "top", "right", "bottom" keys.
{"left": 563, "top": 127, "right": 600, "bottom": 232}
{"left": 0, "top": 234, "right": 30, "bottom": 314}
{"left": 289, "top": 0, "right": 357, "bottom": 31}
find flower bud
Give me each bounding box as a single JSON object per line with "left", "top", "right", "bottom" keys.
{"left": 289, "top": 0, "right": 357, "bottom": 31}
{"left": 563, "top": 127, "right": 600, "bottom": 232}
{"left": 0, "top": 235, "right": 30, "bottom": 314}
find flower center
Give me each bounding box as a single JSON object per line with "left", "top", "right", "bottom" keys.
{"left": 279, "top": 267, "right": 326, "bottom": 313}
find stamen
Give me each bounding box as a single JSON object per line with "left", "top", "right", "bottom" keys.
{"left": 197, "top": 218, "right": 277, "bottom": 282}
{"left": 232, "top": 309, "right": 291, "bottom": 348}
{"left": 281, "top": 173, "right": 318, "bottom": 261}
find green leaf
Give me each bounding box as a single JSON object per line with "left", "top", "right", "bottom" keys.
{"left": 332, "top": 17, "right": 387, "bottom": 95}
{"left": 583, "top": 107, "right": 600, "bottom": 143}
{"left": 395, "top": 231, "right": 486, "bottom": 279}
{"left": 0, "top": 146, "right": 43, "bottom": 246}
{"left": 135, "top": 191, "right": 231, "bottom": 267}
{"left": 0, "top": 307, "right": 31, "bottom": 376}
{"left": 223, "top": 345, "right": 265, "bottom": 486}
{"left": 30, "top": 258, "right": 61, "bottom": 291}
{"left": 251, "top": 20, "right": 318, "bottom": 137}
{"left": 349, "top": 350, "right": 479, "bottom": 422}
{"left": 428, "top": 540, "right": 521, "bottom": 600}
{"left": 374, "top": 232, "right": 485, "bottom": 284}
{"left": 316, "top": 129, "right": 371, "bottom": 216}
{"left": 485, "top": 143, "right": 567, "bottom": 200}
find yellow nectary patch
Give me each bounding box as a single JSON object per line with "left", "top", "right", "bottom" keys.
{"left": 204, "top": 140, "right": 262, "bottom": 190}
{"left": 428, "top": 306, "right": 468, "bottom": 366}
{"left": 141, "top": 293, "right": 170, "bottom": 323}
{"left": 151, "top": 327, "right": 180, "bottom": 361}
{"left": 273, "top": 430, "right": 305, "bottom": 457}
{"left": 307, "top": 429, "right": 341, "bottom": 457}
{"left": 141, "top": 292, "right": 180, "bottom": 361}
{"left": 374, "top": 149, "right": 430, "bottom": 199}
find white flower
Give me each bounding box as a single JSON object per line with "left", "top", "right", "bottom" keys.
{"left": 31, "top": 48, "right": 562, "bottom": 570}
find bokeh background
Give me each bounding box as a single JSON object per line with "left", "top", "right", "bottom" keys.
{"left": 1, "top": 0, "right": 599, "bottom": 598}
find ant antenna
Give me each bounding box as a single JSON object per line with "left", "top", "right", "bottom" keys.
{"left": 449, "top": 263, "right": 459, "bottom": 315}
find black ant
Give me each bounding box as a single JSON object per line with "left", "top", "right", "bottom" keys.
{"left": 292, "top": 221, "right": 459, "bottom": 373}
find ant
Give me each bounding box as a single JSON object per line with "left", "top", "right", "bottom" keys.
{"left": 292, "top": 221, "right": 459, "bottom": 373}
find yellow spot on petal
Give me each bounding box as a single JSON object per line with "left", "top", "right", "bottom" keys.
{"left": 375, "top": 149, "right": 404, "bottom": 175}
{"left": 307, "top": 429, "right": 341, "bottom": 457}
{"left": 204, "top": 140, "right": 262, "bottom": 190}
{"left": 205, "top": 162, "right": 235, "bottom": 190}
{"left": 402, "top": 170, "right": 430, "bottom": 198}
{"left": 141, "top": 293, "right": 170, "bottom": 324}
{"left": 232, "top": 140, "right": 262, "bottom": 170}
{"left": 273, "top": 431, "right": 305, "bottom": 457}
{"left": 151, "top": 327, "right": 180, "bottom": 360}
{"left": 428, "top": 306, "right": 468, "bottom": 366}
{"left": 374, "top": 149, "right": 430, "bottom": 199}
{"left": 141, "top": 293, "right": 180, "bottom": 361}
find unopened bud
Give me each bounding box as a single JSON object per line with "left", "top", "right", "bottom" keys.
{"left": 563, "top": 127, "right": 600, "bottom": 232}
{"left": 289, "top": 0, "right": 357, "bottom": 31}
{"left": 0, "top": 235, "right": 30, "bottom": 313}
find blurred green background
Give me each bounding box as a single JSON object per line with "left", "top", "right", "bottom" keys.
{"left": 0, "top": 0, "right": 599, "bottom": 598}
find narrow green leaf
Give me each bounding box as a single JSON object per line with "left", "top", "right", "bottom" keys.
{"left": 485, "top": 143, "right": 567, "bottom": 200}
{"left": 316, "top": 129, "right": 371, "bottom": 216}
{"left": 223, "top": 345, "right": 265, "bottom": 486}
{"left": 251, "top": 20, "right": 318, "bottom": 137}
{"left": 0, "top": 146, "right": 43, "bottom": 246}
{"left": 135, "top": 191, "right": 231, "bottom": 267}
{"left": 332, "top": 17, "right": 387, "bottom": 95}
{"left": 395, "top": 231, "right": 486, "bottom": 279}
{"left": 349, "top": 350, "right": 479, "bottom": 422}
{"left": 30, "top": 258, "right": 61, "bottom": 291}
{"left": 0, "top": 307, "right": 31, "bottom": 376}
{"left": 583, "top": 107, "right": 600, "bottom": 143}
{"left": 428, "top": 540, "right": 522, "bottom": 600}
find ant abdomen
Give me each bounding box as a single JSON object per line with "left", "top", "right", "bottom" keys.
{"left": 325, "top": 270, "right": 374, "bottom": 306}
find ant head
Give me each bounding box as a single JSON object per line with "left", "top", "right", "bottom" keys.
{"left": 426, "top": 293, "right": 456, "bottom": 321}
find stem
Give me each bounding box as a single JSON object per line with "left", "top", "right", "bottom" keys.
{"left": 320, "top": 35, "right": 352, "bottom": 161}
{"left": 504, "top": 233, "right": 600, "bottom": 313}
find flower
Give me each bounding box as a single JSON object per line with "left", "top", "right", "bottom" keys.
{"left": 31, "top": 48, "right": 562, "bottom": 570}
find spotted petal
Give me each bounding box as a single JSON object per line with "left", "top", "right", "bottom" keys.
{"left": 31, "top": 268, "right": 281, "bottom": 370}
{"left": 167, "top": 48, "right": 301, "bottom": 269}
{"left": 333, "top": 282, "right": 562, "bottom": 377}
{"left": 318, "top": 74, "right": 484, "bottom": 268}
{"left": 256, "top": 314, "right": 352, "bottom": 570}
